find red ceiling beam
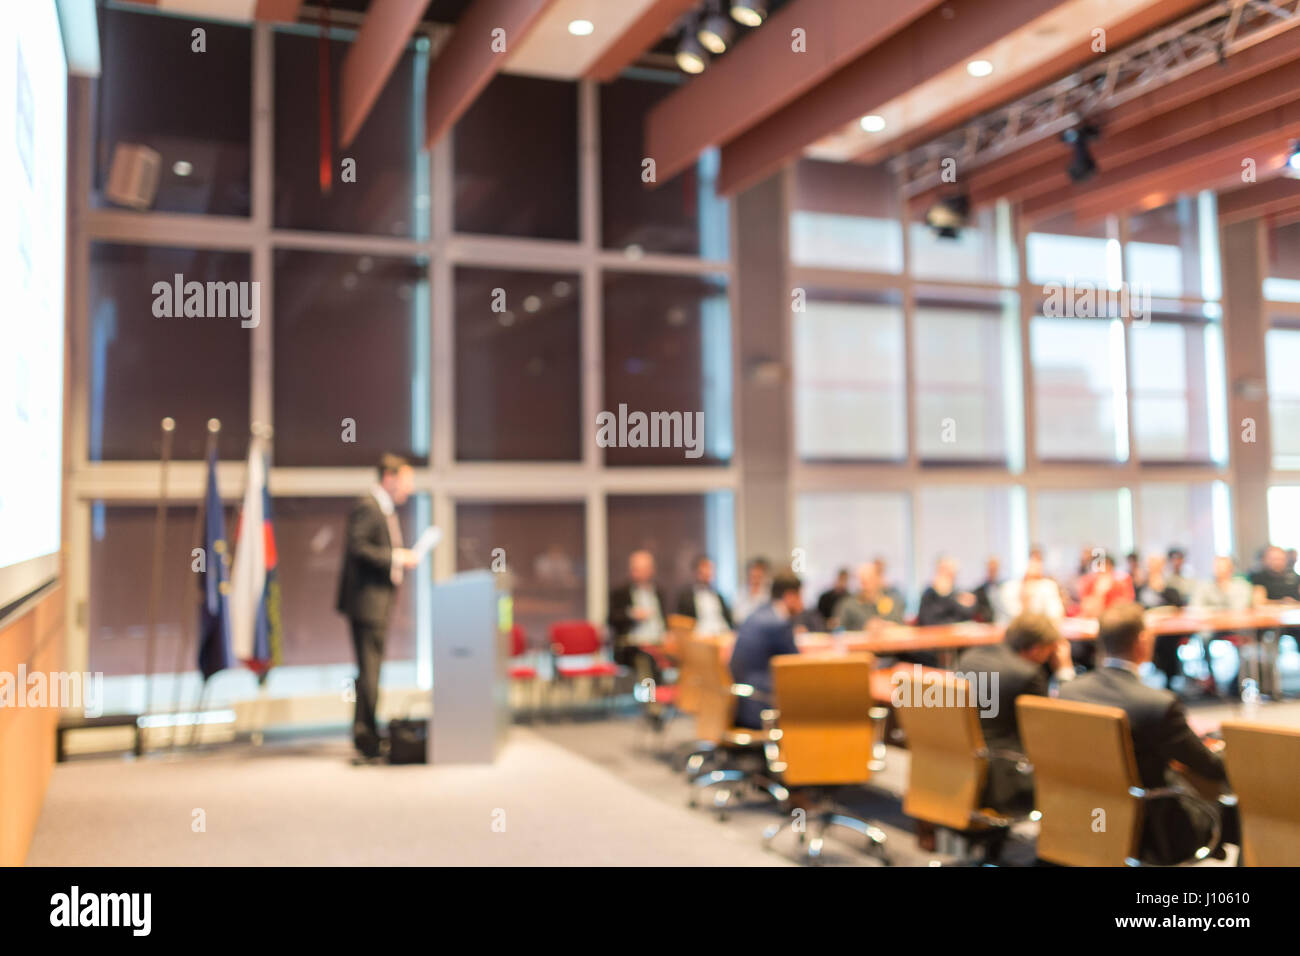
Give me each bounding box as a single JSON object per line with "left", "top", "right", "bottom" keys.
{"left": 859, "top": 0, "right": 1207, "bottom": 167}
{"left": 585, "top": 0, "right": 698, "bottom": 83}
{"left": 1215, "top": 175, "right": 1300, "bottom": 226}
{"left": 645, "top": 0, "right": 949, "bottom": 185}
{"left": 339, "top": 0, "right": 428, "bottom": 148}
{"left": 254, "top": 0, "right": 305, "bottom": 20}
{"left": 717, "top": 0, "right": 1070, "bottom": 196}
{"left": 910, "top": 23, "right": 1300, "bottom": 212}
{"left": 424, "top": 0, "right": 557, "bottom": 150}
{"left": 967, "top": 58, "right": 1300, "bottom": 209}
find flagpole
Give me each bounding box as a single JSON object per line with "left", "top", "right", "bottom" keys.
{"left": 168, "top": 418, "right": 222, "bottom": 752}
{"left": 249, "top": 421, "right": 273, "bottom": 747}
{"left": 142, "top": 417, "right": 175, "bottom": 726}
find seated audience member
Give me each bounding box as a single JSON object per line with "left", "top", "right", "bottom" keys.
{"left": 1249, "top": 545, "right": 1300, "bottom": 605}
{"left": 956, "top": 613, "right": 1075, "bottom": 812}
{"left": 1288, "top": 548, "right": 1299, "bottom": 574}
{"left": 1166, "top": 547, "right": 1193, "bottom": 602}
{"left": 873, "top": 557, "right": 906, "bottom": 615}
{"left": 1077, "top": 553, "right": 1137, "bottom": 618}
{"left": 1138, "top": 554, "right": 1190, "bottom": 691}
{"left": 1000, "top": 549, "right": 1065, "bottom": 621}
{"left": 1191, "top": 555, "right": 1255, "bottom": 696}
{"left": 1060, "top": 604, "right": 1232, "bottom": 865}
{"left": 816, "top": 568, "right": 851, "bottom": 627}
{"left": 728, "top": 572, "right": 804, "bottom": 729}
{"left": 676, "top": 554, "right": 733, "bottom": 636}
{"left": 917, "top": 556, "right": 977, "bottom": 626}
{"left": 833, "top": 562, "right": 905, "bottom": 631}
{"left": 1125, "top": 552, "right": 1147, "bottom": 594}
{"left": 606, "top": 550, "right": 667, "bottom": 668}
{"left": 972, "top": 556, "right": 1003, "bottom": 623}
{"left": 732, "top": 556, "right": 772, "bottom": 626}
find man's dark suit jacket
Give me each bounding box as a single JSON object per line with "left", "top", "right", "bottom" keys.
{"left": 606, "top": 583, "right": 668, "bottom": 664}
{"left": 955, "top": 642, "right": 1047, "bottom": 811}
{"left": 675, "top": 587, "right": 734, "bottom": 629}
{"left": 336, "top": 494, "right": 397, "bottom": 625}
{"left": 1060, "top": 665, "right": 1227, "bottom": 864}
{"left": 729, "top": 603, "right": 798, "bottom": 729}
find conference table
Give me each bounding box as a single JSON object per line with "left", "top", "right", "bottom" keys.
{"left": 668, "top": 607, "right": 1300, "bottom": 700}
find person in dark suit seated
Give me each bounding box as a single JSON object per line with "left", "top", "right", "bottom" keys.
{"left": 336, "top": 454, "right": 420, "bottom": 762}
{"left": 917, "top": 556, "right": 978, "bottom": 626}
{"left": 956, "top": 614, "right": 1075, "bottom": 813}
{"left": 971, "top": 556, "right": 1002, "bottom": 623}
{"left": 1060, "top": 603, "right": 1233, "bottom": 865}
{"left": 729, "top": 571, "right": 803, "bottom": 729}
{"left": 816, "top": 568, "right": 851, "bottom": 628}
{"left": 607, "top": 549, "right": 668, "bottom": 669}
{"left": 676, "top": 554, "right": 733, "bottom": 636}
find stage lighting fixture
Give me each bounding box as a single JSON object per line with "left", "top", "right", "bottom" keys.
{"left": 1288, "top": 143, "right": 1300, "bottom": 173}
{"left": 925, "top": 194, "right": 970, "bottom": 240}
{"left": 731, "top": 0, "right": 767, "bottom": 27}
{"left": 676, "top": 29, "right": 710, "bottom": 74}
{"left": 699, "top": 12, "right": 735, "bottom": 53}
{"left": 1062, "top": 123, "right": 1099, "bottom": 183}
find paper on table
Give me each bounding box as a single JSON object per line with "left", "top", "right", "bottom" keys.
{"left": 411, "top": 525, "right": 443, "bottom": 561}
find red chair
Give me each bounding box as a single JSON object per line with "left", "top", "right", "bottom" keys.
{"left": 549, "top": 620, "right": 619, "bottom": 714}
{"left": 506, "top": 624, "right": 544, "bottom": 717}
{"left": 508, "top": 624, "right": 537, "bottom": 680}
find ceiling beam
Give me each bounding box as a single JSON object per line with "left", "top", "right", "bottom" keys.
{"left": 585, "top": 0, "right": 697, "bottom": 83}
{"left": 910, "top": 22, "right": 1300, "bottom": 213}
{"left": 1217, "top": 175, "right": 1300, "bottom": 225}
{"left": 424, "top": 0, "right": 557, "bottom": 150}
{"left": 717, "top": 0, "right": 1070, "bottom": 196}
{"left": 254, "top": 0, "right": 304, "bottom": 20}
{"left": 645, "top": 0, "right": 949, "bottom": 185}
{"left": 339, "top": 0, "right": 427, "bottom": 148}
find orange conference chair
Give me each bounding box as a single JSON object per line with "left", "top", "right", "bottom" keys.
{"left": 1220, "top": 719, "right": 1300, "bottom": 866}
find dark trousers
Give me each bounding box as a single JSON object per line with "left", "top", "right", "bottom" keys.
{"left": 349, "top": 618, "right": 387, "bottom": 757}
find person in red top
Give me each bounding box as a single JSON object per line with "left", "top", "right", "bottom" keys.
{"left": 1077, "top": 552, "right": 1137, "bottom": 619}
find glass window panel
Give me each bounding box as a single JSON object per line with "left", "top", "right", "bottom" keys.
{"left": 274, "top": 30, "right": 428, "bottom": 237}
{"left": 1138, "top": 482, "right": 1222, "bottom": 578}
{"left": 273, "top": 249, "right": 430, "bottom": 466}
{"left": 1125, "top": 196, "right": 1216, "bottom": 300}
{"left": 1130, "top": 321, "right": 1213, "bottom": 462}
{"left": 1031, "top": 316, "right": 1128, "bottom": 461}
{"left": 1026, "top": 212, "right": 1114, "bottom": 287}
{"left": 1035, "top": 488, "right": 1132, "bottom": 583}
{"left": 914, "top": 291, "right": 1017, "bottom": 463}
{"left": 93, "top": 7, "right": 251, "bottom": 216}
{"left": 909, "top": 203, "right": 1016, "bottom": 284}
{"left": 455, "top": 502, "right": 586, "bottom": 640}
{"left": 454, "top": 73, "right": 578, "bottom": 240}
{"left": 1268, "top": 485, "right": 1300, "bottom": 549}
{"left": 795, "top": 491, "right": 911, "bottom": 606}
{"left": 454, "top": 267, "right": 581, "bottom": 461}
{"left": 1266, "top": 221, "right": 1300, "bottom": 302}
{"left": 1267, "top": 326, "right": 1300, "bottom": 469}
{"left": 790, "top": 159, "right": 902, "bottom": 273}
{"left": 607, "top": 493, "right": 737, "bottom": 603}
{"left": 795, "top": 292, "right": 906, "bottom": 461}
{"left": 915, "top": 486, "right": 1023, "bottom": 590}
{"left": 600, "top": 74, "right": 728, "bottom": 258}
{"left": 602, "top": 271, "right": 731, "bottom": 466}
{"left": 88, "top": 243, "right": 251, "bottom": 461}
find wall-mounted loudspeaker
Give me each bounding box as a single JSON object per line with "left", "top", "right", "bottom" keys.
{"left": 104, "top": 142, "right": 161, "bottom": 210}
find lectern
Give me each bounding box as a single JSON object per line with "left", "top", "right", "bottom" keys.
{"left": 428, "top": 570, "right": 507, "bottom": 764}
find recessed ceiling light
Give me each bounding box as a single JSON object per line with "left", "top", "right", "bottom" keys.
{"left": 568, "top": 19, "right": 594, "bottom": 37}
{"left": 967, "top": 59, "right": 994, "bottom": 77}
{"left": 859, "top": 114, "right": 886, "bottom": 133}
{"left": 172, "top": 160, "right": 193, "bottom": 177}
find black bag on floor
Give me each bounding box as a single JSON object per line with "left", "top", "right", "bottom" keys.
{"left": 387, "top": 717, "right": 427, "bottom": 764}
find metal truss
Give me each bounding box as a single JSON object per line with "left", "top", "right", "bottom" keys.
{"left": 896, "top": 0, "right": 1300, "bottom": 198}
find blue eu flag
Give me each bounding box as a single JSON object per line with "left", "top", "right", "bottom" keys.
{"left": 198, "top": 446, "right": 235, "bottom": 679}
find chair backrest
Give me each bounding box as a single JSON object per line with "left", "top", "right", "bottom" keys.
{"left": 510, "top": 624, "right": 526, "bottom": 658}
{"left": 1016, "top": 695, "right": 1142, "bottom": 866}
{"left": 683, "top": 636, "right": 735, "bottom": 743}
{"left": 674, "top": 632, "right": 702, "bottom": 715}
{"left": 1221, "top": 719, "right": 1300, "bottom": 866}
{"left": 549, "top": 620, "right": 600, "bottom": 656}
{"left": 892, "top": 671, "right": 989, "bottom": 831}
{"left": 665, "top": 614, "right": 695, "bottom": 659}
{"left": 771, "top": 654, "right": 875, "bottom": 787}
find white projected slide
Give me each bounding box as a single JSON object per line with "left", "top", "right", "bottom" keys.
{"left": 0, "top": 1, "right": 66, "bottom": 613}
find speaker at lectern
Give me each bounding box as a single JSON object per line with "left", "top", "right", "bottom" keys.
{"left": 428, "top": 570, "right": 508, "bottom": 764}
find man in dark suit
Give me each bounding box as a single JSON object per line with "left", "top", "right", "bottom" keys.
{"left": 676, "top": 554, "right": 733, "bottom": 635}
{"left": 1060, "top": 603, "right": 1232, "bottom": 865}
{"left": 729, "top": 571, "right": 803, "bottom": 729}
{"left": 336, "top": 454, "right": 419, "bottom": 761}
{"left": 956, "top": 613, "right": 1075, "bottom": 812}
{"left": 607, "top": 549, "right": 668, "bottom": 669}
